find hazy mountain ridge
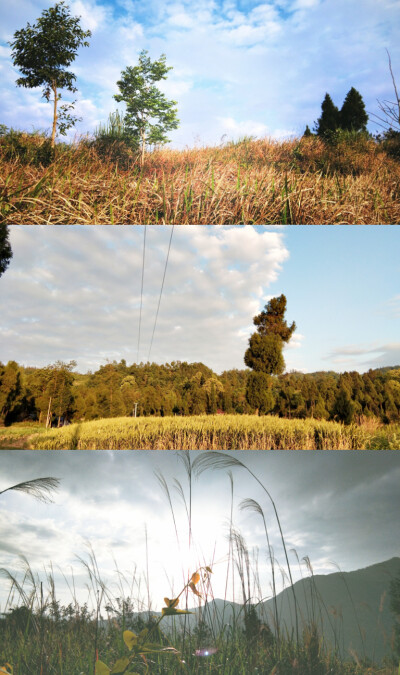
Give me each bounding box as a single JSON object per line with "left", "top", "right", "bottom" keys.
{"left": 150, "top": 558, "right": 400, "bottom": 663}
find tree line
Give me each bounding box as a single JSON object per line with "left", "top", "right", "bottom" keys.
{"left": 1, "top": 357, "right": 399, "bottom": 428}
{"left": 1, "top": 292, "right": 399, "bottom": 427}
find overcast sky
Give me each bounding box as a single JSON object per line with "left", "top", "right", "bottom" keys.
{"left": 1, "top": 225, "right": 400, "bottom": 375}
{"left": 1, "top": 450, "right": 399, "bottom": 613}
{"left": 0, "top": 0, "right": 399, "bottom": 146}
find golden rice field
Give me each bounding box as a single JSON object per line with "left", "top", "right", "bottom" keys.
{"left": 27, "top": 414, "right": 370, "bottom": 450}
{"left": 2, "top": 135, "right": 400, "bottom": 224}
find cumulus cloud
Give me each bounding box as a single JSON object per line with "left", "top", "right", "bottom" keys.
{"left": 1, "top": 226, "right": 288, "bottom": 373}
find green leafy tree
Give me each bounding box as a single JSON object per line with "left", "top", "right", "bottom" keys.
{"left": 10, "top": 1, "right": 91, "bottom": 147}
{"left": 340, "top": 87, "right": 368, "bottom": 132}
{"left": 0, "top": 225, "right": 12, "bottom": 278}
{"left": 315, "top": 93, "right": 340, "bottom": 137}
{"left": 114, "top": 50, "right": 179, "bottom": 167}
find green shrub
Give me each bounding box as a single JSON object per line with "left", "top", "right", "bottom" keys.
{"left": 0, "top": 129, "right": 55, "bottom": 166}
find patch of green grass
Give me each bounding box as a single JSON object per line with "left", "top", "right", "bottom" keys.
{"left": 0, "top": 423, "right": 45, "bottom": 449}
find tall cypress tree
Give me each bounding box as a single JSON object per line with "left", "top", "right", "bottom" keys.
{"left": 340, "top": 87, "right": 368, "bottom": 132}
{"left": 244, "top": 294, "right": 296, "bottom": 413}
{"left": 315, "top": 93, "right": 340, "bottom": 136}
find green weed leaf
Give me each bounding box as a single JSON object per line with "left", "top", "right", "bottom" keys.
{"left": 95, "top": 662, "right": 111, "bottom": 675}
{"left": 110, "top": 657, "right": 130, "bottom": 674}
{"left": 123, "top": 629, "right": 138, "bottom": 650}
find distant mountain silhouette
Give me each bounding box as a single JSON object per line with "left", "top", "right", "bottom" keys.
{"left": 126, "top": 558, "right": 399, "bottom": 664}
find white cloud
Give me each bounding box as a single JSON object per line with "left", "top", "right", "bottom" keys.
{"left": 70, "top": 0, "right": 109, "bottom": 32}
{"left": 324, "top": 341, "right": 400, "bottom": 371}
{"left": 217, "top": 116, "right": 270, "bottom": 139}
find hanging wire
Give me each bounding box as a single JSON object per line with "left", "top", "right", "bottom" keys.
{"left": 137, "top": 226, "right": 146, "bottom": 364}
{"left": 148, "top": 225, "right": 175, "bottom": 362}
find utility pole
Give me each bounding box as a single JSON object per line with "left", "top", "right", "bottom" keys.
{"left": 133, "top": 402, "right": 138, "bottom": 418}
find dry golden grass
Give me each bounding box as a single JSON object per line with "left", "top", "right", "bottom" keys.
{"left": 1, "top": 135, "right": 399, "bottom": 223}
{"left": 29, "top": 414, "right": 367, "bottom": 449}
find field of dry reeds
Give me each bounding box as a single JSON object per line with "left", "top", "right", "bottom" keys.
{"left": 26, "top": 414, "right": 369, "bottom": 450}
{"left": 1, "top": 132, "right": 399, "bottom": 224}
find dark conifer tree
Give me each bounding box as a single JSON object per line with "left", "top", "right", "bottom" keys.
{"left": 245, "top": 294, "right": 295, "bottom": 413}
{"left": 340, "top": 87, "right": 368, "bottom": 132}
{"left": 315, "top": 93, "right": 340, "bottom": 136}
{"left": 252, "top": 295, "right": 296, "bottom": 342}
{"left": 0, "top": 225, "right": 12, "bottom": 278}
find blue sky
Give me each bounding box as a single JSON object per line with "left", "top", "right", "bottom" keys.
{"left": 1, "top": 450, "right": 399, "bottom": 612}
{"left": 1, "top": 0, "right": 399, "bottom": 146}
{"left": 1, "top": 225, "right": 399, "bottom": 374}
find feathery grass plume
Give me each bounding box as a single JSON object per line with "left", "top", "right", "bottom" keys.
{"left": 240, "top": 497, "right": 280, "bottom": 651}
{"left": 193, "top": 451, "right": 300, "bottom": 644}
{"left": 0, "top": 477, "right": 60, "bottom": 502}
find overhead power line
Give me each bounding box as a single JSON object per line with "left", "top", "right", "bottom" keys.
{"left": 137, "top": 226, "right": 146, "bottom": 363}
{"left": 148, "top": 225, "right": 175, "bottom": 362}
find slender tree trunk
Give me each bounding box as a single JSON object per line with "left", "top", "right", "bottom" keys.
{"left": 51, "top": 81, "right": 58, "bottom": 149}
{"left": 46, "top": 396, "right": 52, "bottom": 429}
{"left": 140, "top": 127, "right": 146, "bottom": 168}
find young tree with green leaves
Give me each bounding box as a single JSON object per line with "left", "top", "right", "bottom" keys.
{"left": 0, "top": 225, "right": 12, "bottom": 278}
{"left": 10, "top": 1, "right": 91, "bottom": 148}
{"left": 244, "top": 294, "right": 296, "bottom": 414}
{"left": 114, "top": 50, "right": 179, "bottom": 167}
{"left": 340, "top": 87, "right": 368, "bottom": 132}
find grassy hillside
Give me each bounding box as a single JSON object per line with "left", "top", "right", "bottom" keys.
{"left": 1, "top": 131, "right": 400, "bottom": 223}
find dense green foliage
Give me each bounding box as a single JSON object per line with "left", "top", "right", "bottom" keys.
{"left": 244, "top": 294, "right": 296, "bottom": 411}
{"left": 1, "top": 358, "right": 400, "bottom": 429}
{"left": 9, "top": 1, "right": 91, "bottom": 146}
{"left": 0, "top": 225, "right": 12, "bottom": 277}
{"left": 340, "top": 87, "right": 369, "bottom": 132}
{"left": 315, "top": 93, "right": 340, "bottom": 136}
